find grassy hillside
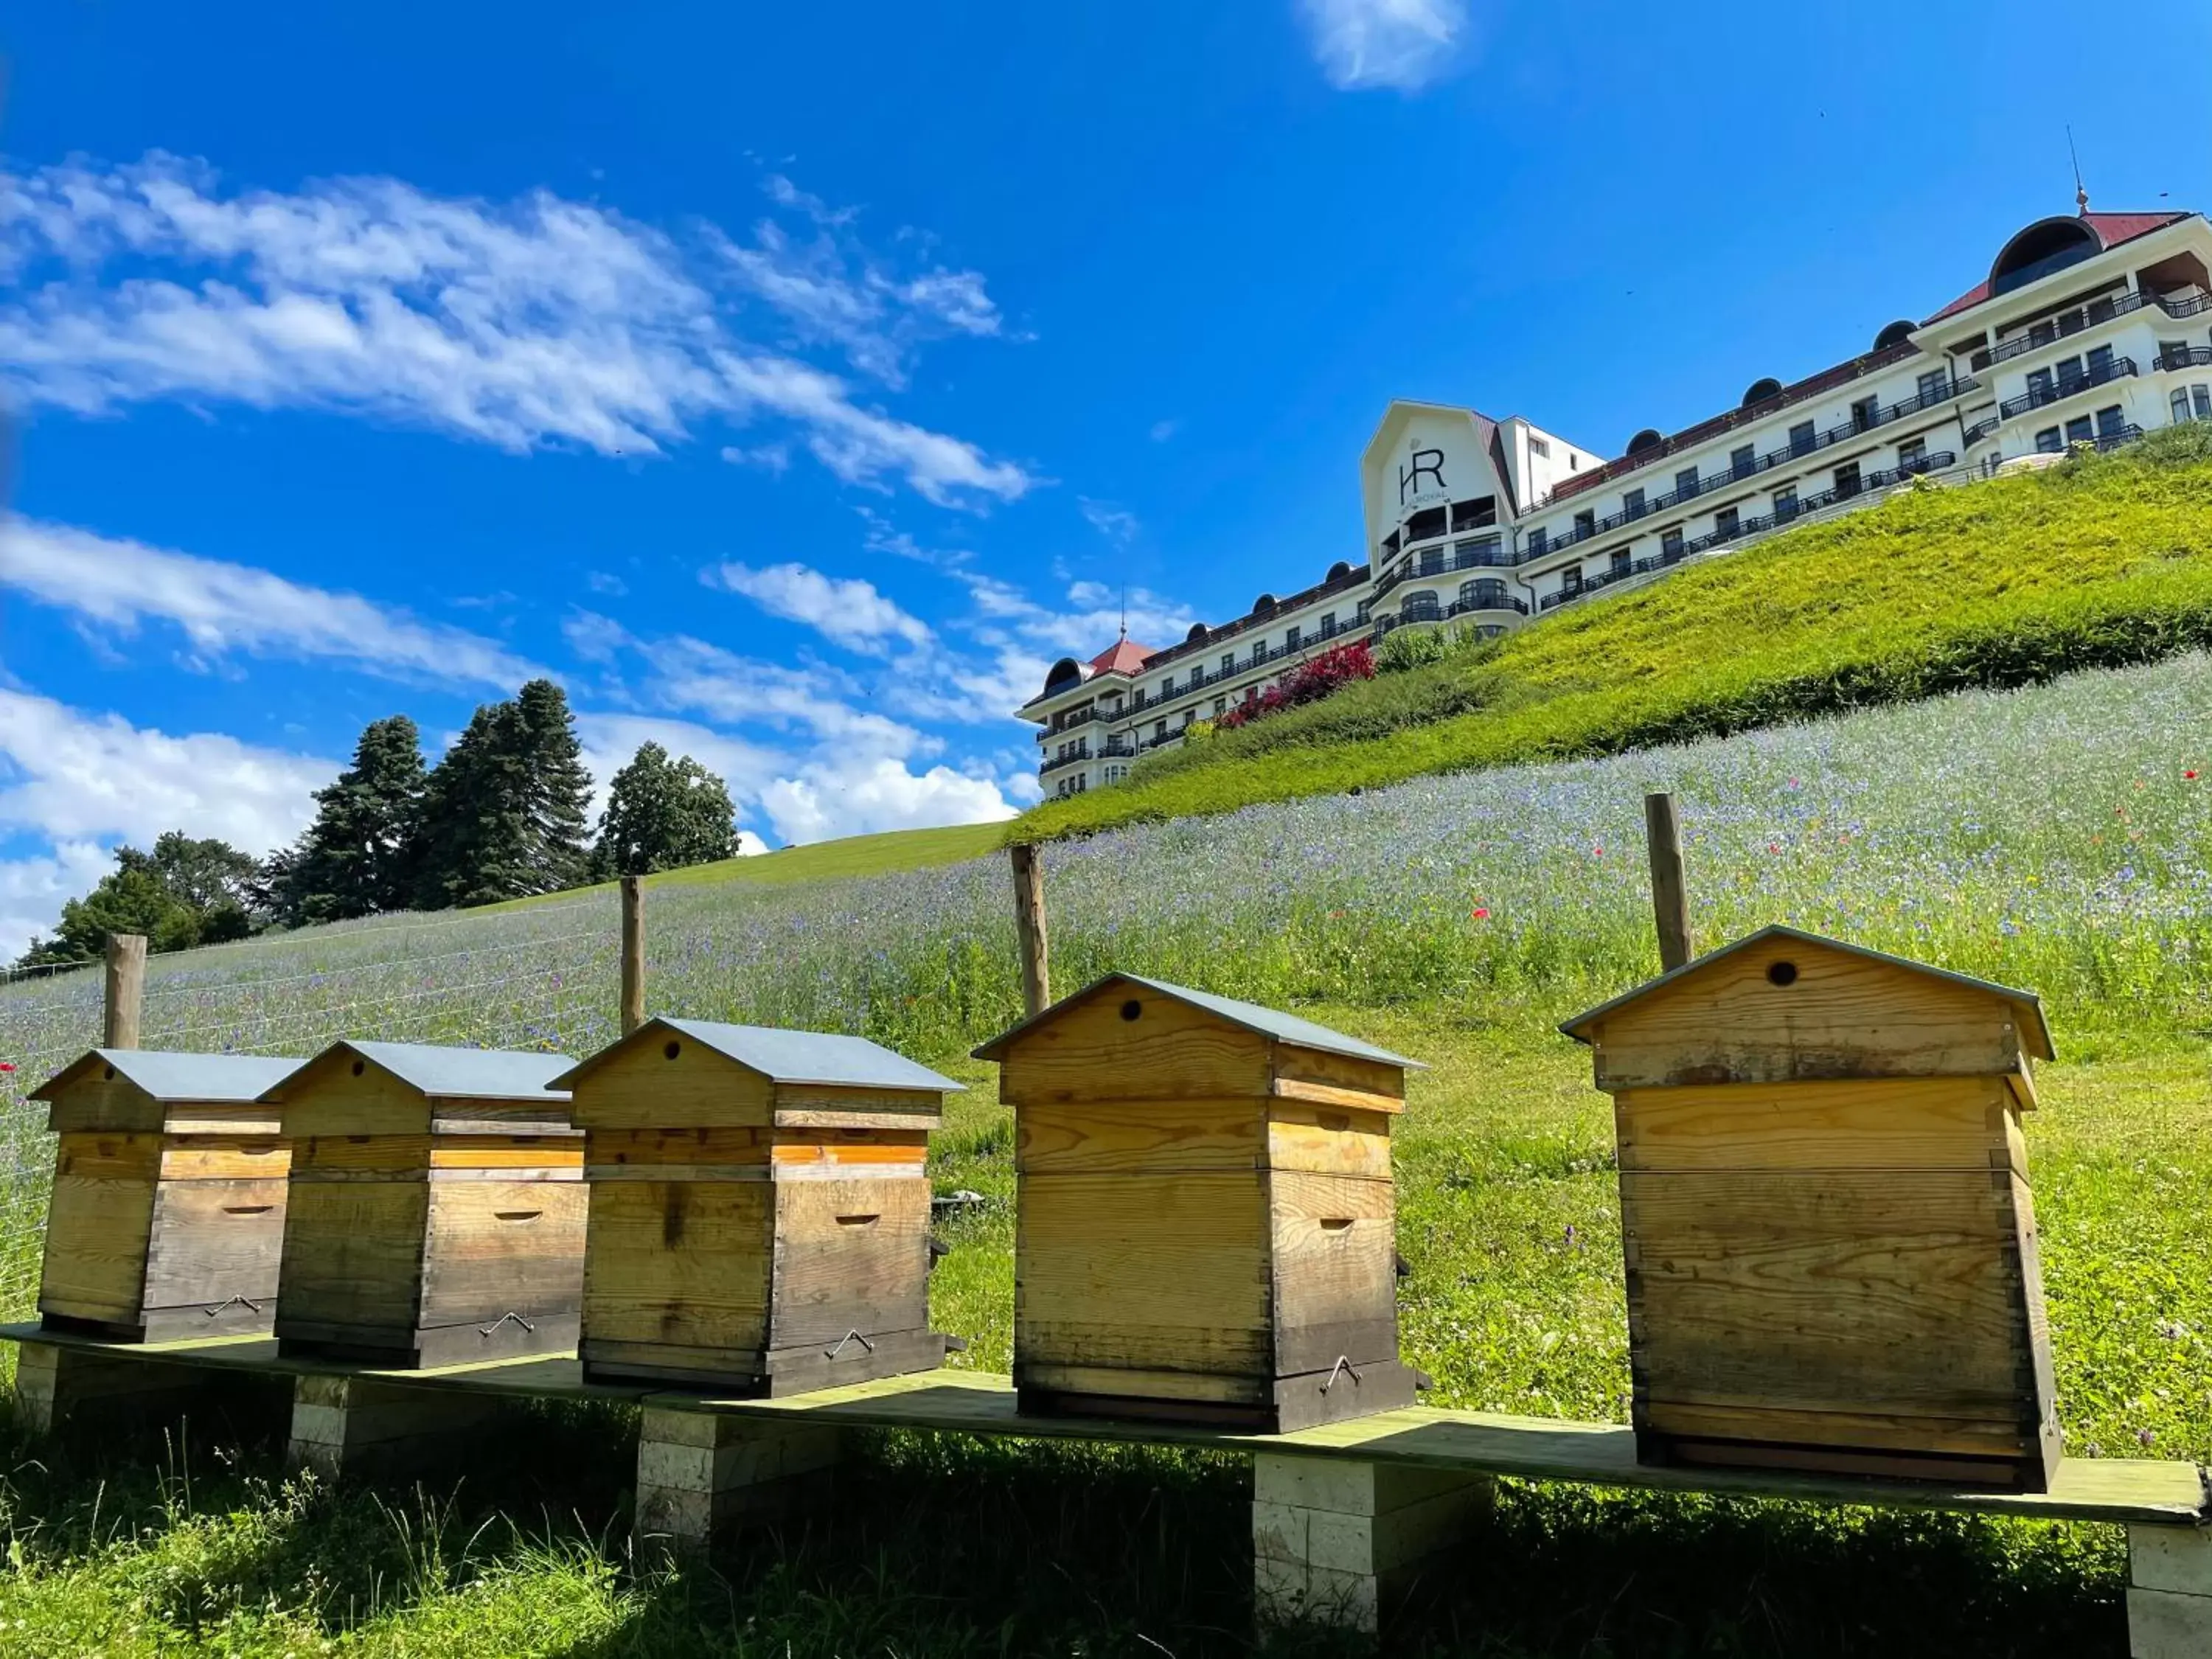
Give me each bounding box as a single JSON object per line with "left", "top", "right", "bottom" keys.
{"left": 1023, "top": 425, "right": 2212, "bottom": 840}
{"left": 491, "top": 820, "right": 1008, "bottom": 911}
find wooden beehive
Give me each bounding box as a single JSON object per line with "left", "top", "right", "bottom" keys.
{"left": 1561, "top": 924, "right": 2062, "bottom": 1490}
{"left": 974, "top": 973, "right": 1426, "bottom": 1432}
{"left": 263, "top": 1040, "right": 586, "bottom": 1367}
{"left": 552, "top": 1017, "right": 961, "bottom": 1393}
{"left": 32, "top": 1049, "right": 303, "bottom": 1341}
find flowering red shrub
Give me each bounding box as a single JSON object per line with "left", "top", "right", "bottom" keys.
{"left": 1217, "top": 641, "right": 1375, "bottom": 730}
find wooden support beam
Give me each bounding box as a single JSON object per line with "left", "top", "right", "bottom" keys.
{"left": 633, "top": 1404, "right": 841, "bottom": 1554}
{"left": 1009, "top": 843, "right": 1051, "bottom": 1017}
{"left": 102, "top": 933, "right": 147, "bottom": 1049}
{"left": 285, "top": 1372, "right": 501, "bottom": 1479}
{"left": 619, "top": 875, "right": 647, "bottom": 1035}
{"left": 2129, "top": 1522, "right": 2212, "bottom": 1658}
{"left": 1252, "top": 1452, "right": 1492, "bottom": 1634}
{"left": 12, "top": 1337, "right": 282, "bottom": 1440}
{"left": 1642, "top": 793, "right": 1693, "bottom": 973}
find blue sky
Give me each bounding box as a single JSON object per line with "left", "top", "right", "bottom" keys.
{"left": 0, "top": 0, "right": 2207, "bottom": 953}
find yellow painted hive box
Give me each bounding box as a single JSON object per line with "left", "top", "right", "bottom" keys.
{"left": 263, "top": 1040, "right": 586, "bottom": 1368}
{"left": 975, "top": 973, "right": 1427, "bottom": 1433}
{"left": 554, "top": 1017, "right": 961, "bottom": 1394}
{"left": 1562, "top": 924, "right": 2062, "bottom": 1491}
{"left": 32, "top": 1049, "right": 302, "bottom": 1341}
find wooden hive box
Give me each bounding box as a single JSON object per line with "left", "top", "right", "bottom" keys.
{"left": 551, "top": 1017, "right": 961, "bottom": 1393}
{"left": 973, "top": 973, "right": 1426, "bottom": 1432}
{"left": 32, "top": 1049, "right": 303, "bottom": 1341}
{"left": 262, "top": 1040, "right": 585, "bottom": 1367}
{"left": 1561, "top": 924, "right": 2062, "bottom": 1490}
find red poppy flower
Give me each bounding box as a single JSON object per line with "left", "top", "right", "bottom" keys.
{"left": 0, "top": 1062, "right": 15, "bottom": 1073}
{"left": 2188, "top": 770, "right": 2200, "bottom": 781}
{"left": 1472, "top": 907, "right": 1490, "bottom": 920}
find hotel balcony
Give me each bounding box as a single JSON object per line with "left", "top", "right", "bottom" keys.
{"left": 1997, "top": 356, "right": 2137, "bottom": 419}
{"left": 1972, "top": 288, "right": 2212, "bottom": 371}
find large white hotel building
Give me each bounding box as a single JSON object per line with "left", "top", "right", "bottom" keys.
{"left": 1026, "top": 204, "right": 2212, "bottom": 797}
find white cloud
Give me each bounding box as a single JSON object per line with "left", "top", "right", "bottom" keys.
{"left": 0, "top": 689, "right": 335, "bottom": 852}
{"left": 709, "top": 175, "right": 1005, "bottom": 390}
{"left": 706, "top": 560, "right": 932, "bottom": 650}
{"left": 0, "top": 839, "right": 114, "bottom": 961}
{"left": 1298, "top": 0, "right": 1468, "bottom": 90}
{"left": 0, "top": 519, "right": 540, "bottom": 687}
{"left": 573, "top": 710, "right": 784, "bottom": 830}
{"left": 957, "top": 572, "right": 1194, "bottom": 658}
{"left": 757, "top": 754, "right": 1015, "bottom": 844}
{"left": 0, "top": 153, "right": 1033, "bottom": 507}
{"left": 1077, "top": 498, "right": 1139, "bottom": 546}
{"left": 734, "top": 830, "right": 771, "bottom": 856}
{"left": 1149, "top": 417, "right": 1180, "bottom": 442}
{"left": 585, "top": 569, "right": 628, "bottom": 597}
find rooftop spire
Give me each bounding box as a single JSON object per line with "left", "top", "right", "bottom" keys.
{"left": 2068, "top": 125, "right": 2089, "bottom": 215}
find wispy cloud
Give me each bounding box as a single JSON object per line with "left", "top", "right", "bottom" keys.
{"left": 0, "top": 153, "right": 1033, "bottom": 507}
{"left": 1148, "top": 417, "right": 1180, "bottom": 443}
{"left": 1298, "top": 0, "right": 1469, "bottom": 91}
{"left": 705, "top": 560, "right": 933, "bottom": 650}
{"left": 1077, "top": 498, "right": 1139, "bottom": 546}
{"left": 0, "top": 519, "right": 541, "bottom": 687}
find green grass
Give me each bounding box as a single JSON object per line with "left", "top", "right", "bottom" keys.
{"left": 1024, "top": 425, "right": 2212, "bottom": 840}
{"left": 3, "top": 1004, "right": 2202, "bottom": 1656}
{"left": 489, "top": 821, "right": 1009, "bottom": 911}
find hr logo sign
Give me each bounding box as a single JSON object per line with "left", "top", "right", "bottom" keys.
{"left": 1399, "top": 447, "right": 1445, "bottom": 506}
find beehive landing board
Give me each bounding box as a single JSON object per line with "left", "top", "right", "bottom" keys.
{"left": 33, "top": 1051, "right": 300, "bottom": 1343}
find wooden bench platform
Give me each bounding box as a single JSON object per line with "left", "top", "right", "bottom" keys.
{"left": 7, "top": 1323, "right": 2208, "bottom": 1653}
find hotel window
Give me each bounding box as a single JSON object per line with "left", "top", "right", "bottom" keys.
{"left": 1154, "top": 720, "right": 1167, "bottom": 740}
{"left": 1527, "top": 526, "right": 1548, "bottom": 555}
{"left": 1161, "top": 674, "right": 1175, "bottom": 696}
{"left": 2028, "top": 367, "right": 2056, "bottom": 405}
{"left": 1661, "top": 528, "right": 1684, "bottom": 560}
{"left": 1714, "top": 506, "right": 1740, "bottom": 539}
{"left": 1214, "top": 697, "right": 1226, "bottom": 716}
{"left": 2183, "top": 386, "right": 2212, "bottom": 421}
{"left": 2174, "top": 389, "right": 2194, "bottom": 422}
{"left": 1674, "top": 466, "right": 1699, "bottom": 500}
{"left": 2065, "top": 414, "right": 2094, "bottom": 447}
{"left": 2161, "top": 340, "right": 2190, "bottom": 371}
{"left": 1788, "top": 420, "right": 1815, "bottom": 456}
{"left": 2095, "top": 405, "right": 2126, "bottom": 440}
{"left": 1623, "top": 487, "right": 1646, "bottom": 519}
{"left": 1850, "top": 396, "right": 1878, "bottom": 432}
{"left": 1573, "top": 509, "right": 1596, "bottom": 540}
{"left": 1181, "top": 710, "right": 1194, "bottom": 728}
{"left": 1834, "top": 461, "right": 1862, "bottom": 498}
{"left": 1561, "top": 567, "right": 1583, "bottom": 595}
{"left": 1458, "top": 533, "right": 1503, "bottom": 567}
{"left": 1609, "top": 548, "right": 1630, "bottom": 576}
{"left": 1356, "top": 599, "right": 1374, "bottom": 623}
{"left": 1730, "top": 444, "right": 1755, "bottom": 479}
{"left": 1419, "top": 545, "right": 1445, "bottom": 575}
{"left": 1402, "top": 590, "right": 1442, "bottom": 622}
{"left": 1285, "top": 624, "right": 1301, "bottom": 650}
{"left": 2087, "top": 344, "right": 2115, "bottom": 378}
{"left": 2035, "top": 426, "right": 2064, "bottom": 453}
{"left": 1319, "top": 611, "right": 1336, "bottom": 636}
{"left": 1450, "top": 496, "right": 1498, "bottom": 532}
{"left": 1220, "top": 653, "right": 1234, "bottom": 676}
{"left": 1773, "top": 485, "right": 1799, "bottom": 520}
{"left": 1529, "top": 436, "right": 1551, "bottom": 457}
{"left": 1461, "top": 578, "right": 1507, "bottom": 609}
{"left": 2054, "top": 355, "right": 2085, "bottom": 392}
{"left": 1251, "top": 641, "right": 1269, "bottom": 668}
{"left": 1916, "top": 369, "right": 1949, "bottom": 405}
{"left": 1896, "top": 437, "right": 1927, "bottom": 471}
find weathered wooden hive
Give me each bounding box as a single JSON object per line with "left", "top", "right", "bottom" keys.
{"left": 553, "top": 1016, "right": 962, "bottom": 1392}
{"left": 1561, "top": 924, "right": 2062, "bottom": 1490}
{"left": 32, "top": 1049, "right": 303, "bottom": 1341}
{"left": 262, "top": 1040, "right": 585, "bottom": 1366}
{"left": 974, "top": 973, "right": 1425, "bottom": 1432}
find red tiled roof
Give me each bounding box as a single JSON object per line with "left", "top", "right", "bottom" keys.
{"left": 1088, "top": 637, "right": 1151, "bottom": 676}
{"left": 1922, "top": 210, "right": 2191, "bottom": 325}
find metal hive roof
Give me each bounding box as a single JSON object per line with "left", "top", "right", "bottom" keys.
{"left": 31, "top": 1048, "right": 305, "bottom": 1105}
{"left": 1557, "top": 924, "right": 2055, "bottom": 1060}
{"left": 268, "top": 1040, "right": 577, "bottom": 1102}
{"left": 971, "top": 973, "right": 1424, "bottom": 1069}
{"left": 548, "top": 1018, "right": 963, "bottom": 1093}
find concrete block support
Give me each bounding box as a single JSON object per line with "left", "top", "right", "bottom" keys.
{"left": 633, "top": 1406, "right": 842, "bottom": 1554}
{"left": 2129, "top": 1523, "right": 2212, "bottom": 1659}
{"left": 1251, "top": 1453, "right": 1492, "bottom": 1635}
{"left": 12, "top": 1339, "right": 236, "bottom": 1439}
{"left": 285, "top": 1373, "right": 500, "bottom": 1479}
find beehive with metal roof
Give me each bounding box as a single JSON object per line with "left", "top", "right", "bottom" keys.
{"left": 260, "top": 1040, "right": 585, "bottom": 1368}
{"left": 973, "top": 973, "right": 1427, "bottom": 1432}
{"left": 31, "top": 1048, "right": 303, "bottom": 1341}
{"left": 549, "top": 1016, "right": 963, "bottom": 1393}
{"left": 1560, "top": 925, "right": 2062, "bottom": 1490}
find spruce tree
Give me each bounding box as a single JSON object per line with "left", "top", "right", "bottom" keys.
{"left": 595, "top": 742, "right": 741, "bottom": 876}
{"left": 413, "top": 700, "right": 531, "bottom": 909}
{"left": 512, "top": 679, "right": 595, "bottom": 892}
{"left": 285, "top": 715, "right": 428, "bottom": 923}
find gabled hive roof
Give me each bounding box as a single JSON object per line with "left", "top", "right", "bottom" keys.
{"left": 549, "top": 1017, "right": 962, "bottom": 1094}
{"left": 32, "top": 1048, "right": 304, "bottom": 1105}
{"left": 265, "top": 1040, "right": 577, "bottom": 1103}
{"left": 973, "top": 972, "right": 1423, "bottom": 1068}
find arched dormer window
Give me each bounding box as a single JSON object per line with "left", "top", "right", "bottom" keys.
{"left": 1989, "top": 218, "right": 2100, "bottom": 297}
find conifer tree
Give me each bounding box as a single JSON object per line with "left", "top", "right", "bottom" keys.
{"left": 513, "top": 678, "right": 595, "bottom": 892}
{"left": 282, "top": 715, "right": 428, "bottom": 924}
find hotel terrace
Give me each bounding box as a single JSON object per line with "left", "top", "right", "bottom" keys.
{"left": 1026, "top": 203, "right": 2212, "bottom": 798}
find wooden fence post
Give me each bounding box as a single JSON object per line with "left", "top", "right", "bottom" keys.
{"left": 1643, "top": 792, "right": 1694, "bottom": 973}
{"left": 1009, "top": 844, "right": 1051, "bottom": 1017}
{"left": 620, "top": 876, "right": 647, "bottom": 1034}
{"left": 102, "top": 933, "right": 147, "bottom": 1050}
